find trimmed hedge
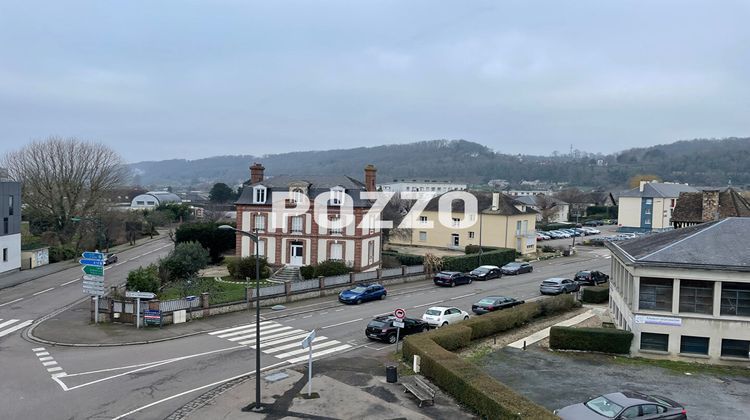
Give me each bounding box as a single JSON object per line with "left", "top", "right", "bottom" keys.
{"left": 549, "top": 326, "right": 633, "bottom": 354}
{"left": 382, "top": 251, "right": 424, "bottom": 266}
{"left": 402, "top": 295, "right": 578, "bottom": 420}
{"left": 464, "top": 245, "right": 498, "bottom": 255}
{"left": 581, "top": 286, "right": 609, "bottom": 304}
{"left": 298, "top": 260, "right": 350, "bottom": 279}
{"left": 442, "top": 248, "right": 516, "bottom": 272}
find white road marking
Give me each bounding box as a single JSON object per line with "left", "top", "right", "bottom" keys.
{"left": 33, "top": 288, "right": 55, "bottom": 296}
{"left": 227, "top": 326, "right": 292, "bottom": 342}
{"left": 60, "top": 278, "right": 80, "bottom": 286}
{"left": 286, "top": 344, "right": 352, "bottom": 364}
{"left": 209, "top": 321, "right": 275, "bottom": 336}
{"left": 35, "top": 352, "right": 50, "bottom": 357}
{"left": 302, "top": 314, "right": 313, "bottom": 319}
{"left": 0, "top": 320, "right": 33, "bottom": 337}
{"left": 47, "top": 367, "right": 63, "bottom": 373}
{"left": 247, "top": 332, "right": 310, "bottom": 348}
{"left": 234, "top": 328, "right": 301, "bottom": 345}
{"left": 260, "top": 336, "right": 327, "bottom": 353}
{"left": 32, "top": 347, "right": 45, "bottom": 352}
{"left": 334, "top": 308, "right": 345, "bottom": 312}
{"left": 319, "top": 312, "right": 328, "bottom": 315}
{"left": 274, "top": 340, "right": 342, "bottom": 359}
{"left": 450, "top": 292, "right": 477, "bottom": 300}
{"left": 412, "top": 300, "right": 443, "bottom": 308}
{"left": 39, "top": 357, "right": 53, "bottom": 362}
{"left": 0, "top": 319, "right": 19, "bottom": 329}
{"left": 42, "top": 361, "right": 58, "bottom": 367}
{"left": 321, "top": 318, "right": 363, "bottom": 329}
{"left": 0, "top": 298, "right": 23, "bottom": 307}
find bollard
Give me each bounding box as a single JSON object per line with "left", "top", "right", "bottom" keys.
{"left": 523, "top": 340, "right": 527, "bottom": 351}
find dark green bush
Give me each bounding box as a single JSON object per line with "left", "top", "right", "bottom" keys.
{"left": 541, "top": 245, "right": 555, "bottom": 253}
{"left": 161, "top": 241, "right": 210, "bottom": 281}
{"left": 126, "top": 264, "right": 160, "bottom": 294}
{"left": 49, "top": 245, "right": 77, "bottom": 263}
{"left": 442, "top": 248, "right": 516, "bottom": 272}
{"left": 174, "top": 222, "right": 236, "bottom": 263}
{"left": 226, "top": 256, "right": 270, "bottom": 280}
{"left": 464, "top": 245, "right": 498, "bottom": 255}
{"left": 462, "top": 302, "right": 541, "bottom": 340}
{"left": 299, "top": 265, "right": 315, "bottom": 280}
{"left": 313, "top": 260, "right": 350, "bottom": 277}
{"left": 382, "top": 251, "right": 424, "bottom": 266}
{"left": 549, "top": 326, "right": 633, "bottom": 354}
{"left": 582, "top": 286, "right": 610, "bottom": 303}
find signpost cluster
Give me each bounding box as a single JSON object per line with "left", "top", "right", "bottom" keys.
{"left": 126, "top": 291, "right": 157, "bottom": 328}
{"left": 80, "top": 251, "right": 106, "bottom": 324}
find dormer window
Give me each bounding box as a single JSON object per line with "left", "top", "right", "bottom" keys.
{"left": 253, "top": 186, "right": 267, "bottom": 204}
{"left": 330, "top": 186, "right": 345, "bottom": 206}
{"left": 290, "top": 188, "right": 305, "bottom": 204}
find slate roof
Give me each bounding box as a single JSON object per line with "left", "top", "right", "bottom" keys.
{"left": 423, "top": 191, "right": 537, "bottom": 216}
{"left": 514, "top": 195, "right": 568, "bottom": 207}
{"left": 606, "top": 218, "right": 750, "bottom": 271}
{"left": 671, "top": 188, "right": 750, "bottom": 223}
{"left": 619, "top": 183, "right": 698, "bottom": 198}
{"left": 236, "top": 175, "right": 371, "bottom": 207}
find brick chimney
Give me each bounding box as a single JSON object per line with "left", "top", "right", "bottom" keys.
{"left": 701, "top": 190, "right": 720, "bottom": 222}
{"left": 364, "top": 164, "right": 377, "bottom": 192}
{"left": 249, "top": 163, "right": 265, "bottom": 184}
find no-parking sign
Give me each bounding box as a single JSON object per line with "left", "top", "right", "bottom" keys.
{"left": 394, "top": 308, "right": 406, "bottom": 319}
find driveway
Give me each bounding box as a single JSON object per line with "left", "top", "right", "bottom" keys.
{"left": 480, "top": 347, "right": 750, "bottom": 419}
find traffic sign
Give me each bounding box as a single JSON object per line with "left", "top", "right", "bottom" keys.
{"left": 301, "top": 330, "right": 316, "bottom": 349}
{"left": 82, "top": 265, "right": 104, "bottom": 276}
{"left": 83, "top": 274, "right": 103, "bottom": 282}
{"left": 79, "top": 259, "right": 104, "bottom": 266}
{"left": 82, "top": 251, "right": 105, "bottom": 260}
{"left": 393, "top": 321, "right": 405, "bottom": 328}
{"left": 394, "top": 308, "right": 406, "bottom": 319}
{"left": 126, "top": 291, "right": 156, "bottom": 299}
{"left": 144, "top": 309, "right": 161, "bottom": 326}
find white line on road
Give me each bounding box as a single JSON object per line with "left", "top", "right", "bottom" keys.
{"left": 0, "top": 319, "right": 19, "bottom": 329}
{"left": 412, "top": 300, "right": 443, "bottom": 308}
{"left": 33, "top": 288, "right": 55, "bottom": 296}
{"left": 32, "top": 347, "right": 45, "bottom": 352}
{"left": 35, "top": 352, "right": 50, "bottom": 357}
{"left": 302, "top": 314, "right": 313, "bottom": 319}
{"left": 334, "top": 308, "right": 344, "bottom": 312}
{"left": 47, "top": 367, "right": 63, "bottom": 373}
{"left": 321, "top": 318, "right": 363, "bottom": 329}
{"left": 450, "top": 292, "right": 477, "bottom": 300}
{"left": 42, "top": 361, "right": 58, "bottom": 367}
{"left": 110, "top": 361, "right": 288, "bottom": 420}
{"left": 39, "top": 357, "right": 53, "bottom": 362}
{"left": 60, "top": 278, "right": 80, "bottom": 286}
{"left": 319, "top": 312, "right": 328, "bottom": 315}
{"left": 0, "top": 298, "right": 23, "bottom": 307}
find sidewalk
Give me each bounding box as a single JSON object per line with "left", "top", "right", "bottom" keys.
{"left": 0, "top": 232, "right": 169, "bottom": 291}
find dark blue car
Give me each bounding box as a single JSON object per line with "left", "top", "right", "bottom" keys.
{"left": 338, "top": 284, "right": 387, "bottom": 304}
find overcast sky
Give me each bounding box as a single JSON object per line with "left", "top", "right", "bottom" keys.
{"left": 1, "top": 1, "right": 748, "bottom": 162}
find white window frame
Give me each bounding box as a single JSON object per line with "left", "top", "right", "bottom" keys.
{"left": 451, "top": 233, "right": 460, "bottom": 247}
{"left": 330, "top": 215, "right": 342, "bottom": 234}
{"left": 419, "top": 231, "right": 427, "bottom": 242}
{"left": 452, "top": 217, "right": 461, "bottom": 227}
{"left": 254, "top": 214, "right": 266, "bottom": 231}
{"left": 291, "top": 215, "right": 303, "bottom": 233}
{"left": 419, "top": 216, "right": 428, "bottom": 224}
{"left": 330, "top": 186, "right": 345, "bottom": 206}
{"left": 253, "top": 186, "right": 267, "bottom": 204}
{"left": 468, "top": 231, "right": 475, "bottom": 239}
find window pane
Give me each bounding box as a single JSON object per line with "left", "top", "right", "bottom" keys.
{"left": 721, "top": 282, "right": 750, "bottom": 316}
{"left": 640, "top": 332, "right": 669, "bottom": 351}
{"left": 639, "top": 278, "right": 673, "bottom": 311}
{"left": 679, "top": 280, "right": 713, "bottom": 314}
{"left": 680, "top": 335, "right": 709, "bottom": 355}
{"left": 721, "top": 339, "right": 750, "bottom": 358}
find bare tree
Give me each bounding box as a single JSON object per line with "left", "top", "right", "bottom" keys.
{"left": 2, "top": 137, "right": 128, "bottom": 243}
{"left": 534, "top": 194, "right": 559, "bottom": 224}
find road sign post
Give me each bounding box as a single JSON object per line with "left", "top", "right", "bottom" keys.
{"left": 125, "top": 291, "right": 156, "bottom": 329}
{"left": 80, "top": 251, "right": 105, "bottom": 324}
{"left": 393, "top": 309, "right": 406, "bottom": 352}
{"left": 301, "top": 330, "right": 316, "bottom": 397}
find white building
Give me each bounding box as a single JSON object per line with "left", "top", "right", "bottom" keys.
{"left": 0, "top": 168, "right": 21, "bottom": 275}
{"left": 514, "top": 195, "right": 570, "bottom": 223}
{"left": 130, "top": 191, "right": 182, "bottom": 210}
{"left": 505, "top": 189, "right": 553, "bottom": 197}
{"left": 378, "top": 180, "right": 466, "bottom": 194}
{"left": 606, "top": 218, "right": 750, "bottom": 365}
{"left": 617, "top": 181, "right": 698, "bottom": 232}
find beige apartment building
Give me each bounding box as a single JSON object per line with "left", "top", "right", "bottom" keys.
{"left": 606, "top": 218, "right": 750, "bottom": 364}
{"left": 391, "top": 191, "right": 538, "bottom": 255}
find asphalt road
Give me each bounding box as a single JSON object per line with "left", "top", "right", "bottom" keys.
{"left": 0, "top": 245, "right": 612, "bottom": 419}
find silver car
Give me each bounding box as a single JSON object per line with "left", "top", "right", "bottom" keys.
{"left": 539, "top": 278, "right": 580, "bottom": 295}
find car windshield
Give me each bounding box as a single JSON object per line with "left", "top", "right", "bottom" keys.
{"left": 585, "top": 396, "right": 624, "bottom": 417}
{"left": 349, "top": 287, "right": 367, "bottom": 293}
{"left": 576, "top": 271, "right": 590, "bottom": 277}
{"left": 477, "top": 298, "right": 496, "bottom": 305}
{"left": 425, "top": 309, "right": 442, "bottom": 316}
{"left": 505, "top": 263, "right": 521, "bottom": 268}
{"left": 542, "top": 280, "right": 560, "bottom": 285}
{"left": 473, "top": 268, "right": 489, "bottom": 273}
{"left": 368, "top": 321, "right": 387, "bottom": 328}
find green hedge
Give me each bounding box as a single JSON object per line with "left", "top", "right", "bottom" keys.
{"left": 382, "top": 251, "right": 424, "bottom": 266}
{"left": 464, "top": 245, "right": 498, "bottom": 255}
{"left": 299, "top": 260, "right": 350, "bottom": 279}
{"left": 549, "top": 326, "right": 633, "bottom": 354}
{"left": 443, "top": 248, "right": 515, "bottom": 272}
{"left": 581, "top": 286, "right": 609, "bottom": 304}
{"left": 401, "top": 295, "right": 578, "bottom": 420}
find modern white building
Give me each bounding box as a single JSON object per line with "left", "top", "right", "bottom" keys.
{"left": 606, "top": 218, "right": 750, "bottom": 365}
{"left": 378, "top": 180, "right": 466, "bottom": 194}
{"left": 617, "top": 181, "right": 698, "bottom": 232}
{"left": 0, "top": 168, "right": 21, "bottom": 275}
{"left": 129, "top": 191, "right": 182, "bottom": 210}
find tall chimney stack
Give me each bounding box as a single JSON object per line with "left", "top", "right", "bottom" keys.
{"left": 701, "top": 190, "right": 720, "bottom": 222}
{"left": 250, "top": 163, "right": 265, "bottom": 184}
{"left": 364, "top": 164, "right": 377, "bottom": 192}
{"left": 491, "top": 192, "right": 500, "bottom": 211}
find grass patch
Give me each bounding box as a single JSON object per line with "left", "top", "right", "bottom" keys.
{"left": 612, "top": 356, "right": 750, "bottom": 378}
{"left": 465, "top": 344, "right": 494, "bottom": 364}
{"left": 158, "top": 277, "right": 255, "bottom": 304}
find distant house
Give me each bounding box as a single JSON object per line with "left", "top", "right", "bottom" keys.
{"left": 390, "top": 192, "right": 538, "bottom": 255}
{"left": 505, "top": 189, "right": 552, "bottom": 197}
{"left": 514, "top": 195, "right": 569, "bottom": 223}
{"left": 672, "top": 188, "right": 750, "bottom": 228}
{"left": 606, "top": 218, "right": 750, "bottom": 364}
{"left": 130, "top": 191, "right": 182, "bottom": 211}
{"left": 234, "top": 163, "right": 381, "bottom": 271}
{"left": 0, "top": 168, "right": 21, "bottom": 275}
{"left": 378, "top": 180, "right": 467, "bottom": 194}
{"left": 617, "top": 181, "right": 698, "bottom": 232}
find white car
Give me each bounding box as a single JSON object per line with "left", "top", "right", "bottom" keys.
{"left": 580, "top": 227, "right": 600, "bottom": 235}
{"left": 421, "top": 306, "right": 470, "bottom": 328}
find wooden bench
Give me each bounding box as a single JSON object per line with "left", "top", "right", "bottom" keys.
{"left": 403, "top": 376, "right": 436, "bottom": 407}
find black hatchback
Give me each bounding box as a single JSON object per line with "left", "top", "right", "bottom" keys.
{"left": 574, "top": 270, "right": 609, "bottom": 286}
{"left": 365, "top": 316, "right": 429, "bottom": 343}
{"left": 434, "top": 271, "right": 473, "bottom": 287}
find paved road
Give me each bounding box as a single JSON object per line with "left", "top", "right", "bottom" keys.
{"left": 0, "top": 245, "right": 611, "bottom": 419}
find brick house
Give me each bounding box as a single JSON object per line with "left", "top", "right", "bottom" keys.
{"left": 233, "top": 163, "right": 381, "bottom": 271}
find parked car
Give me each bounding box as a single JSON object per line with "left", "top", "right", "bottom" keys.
{"left": 574, "top": 270, "right": 610, "bottom": 285}
{"left": 104, "top": 253, "right": 118, "bottom": 265}
{"left": 501, "top": 262, "right": 533, "bottom": 275}
{"left": 471, "top": 296, "right": 524, "bottom": 315}
{"left": 539, "top": 277, "right": 580, "bottom": 295}
{"left": 547, "top": 230, "right": 569, "bottom": 238}
{"left": 469, "top": 265, "right": 502, "bottom": 280}
{"left": 555, "top": 391, "right": 687, "bottom": 420}
{"left": 584, "top": 220, "right": 604, "bottom": 227}
{"left": 338, "top": 284, "right": 387, "bottom": 304}
{"left": 561, "top": 228, "right": 582, "bottom": 237}
{"left": 433, "top": 271, "right": 473, "bottom": 287}
{"left": 365, "top": 315, "right": 429, "bottom": 343}
{"left": 536, "top": 232, "right": 551, "bottom": 241}
{"left": 421, "top": 306, "right": 470, "bottom": 327}
{"left": 581, "top": 227, "right": 601, "bottom": 235}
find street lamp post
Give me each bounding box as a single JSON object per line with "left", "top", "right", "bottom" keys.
{"left": 219, "top": 224, "right": 263, "bottom": 412}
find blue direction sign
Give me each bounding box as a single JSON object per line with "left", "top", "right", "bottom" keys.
{"left": 82, "top": 251, "right": 105, "bottom": 260}
{"left": 79, "top": 259, "right": 104, "bottom": 266}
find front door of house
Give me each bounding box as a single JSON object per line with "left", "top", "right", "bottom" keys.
{"left": 290, "top": 244, "right": 303, "bottom": 266}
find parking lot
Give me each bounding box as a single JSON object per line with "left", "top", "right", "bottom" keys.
{"left": 538, "top": 224, "right": 620, "bottom": 248}
{"left": 480, "top": 347, "right": 750, "bottom": 419}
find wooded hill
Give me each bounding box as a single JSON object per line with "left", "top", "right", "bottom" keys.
{"left": 128, "top": 137, "right": 750, "bottom": 189}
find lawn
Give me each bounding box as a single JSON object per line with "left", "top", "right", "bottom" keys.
{"left": 158, "top": 276, "right": 278, "bottom": 304}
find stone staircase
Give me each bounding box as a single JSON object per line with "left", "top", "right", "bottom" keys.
{"left": 270, "top": 266, "right": 301, "bottom": 282}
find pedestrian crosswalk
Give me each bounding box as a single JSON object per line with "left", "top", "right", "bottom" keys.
{"left": 208, "top": 321, "right": 353, "bottom": 364}
{"left": 0, "top": 318, "right": 34, "bottom": 338}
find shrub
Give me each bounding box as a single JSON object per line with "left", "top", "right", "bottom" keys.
{"left": 48, "top": 245, "right": 77, "bottom": 263}
{"left": 161, "top": 241, "right": 210, "bottom": 281}
{"left": 299, "top": 265, "right": 315, "bottom": 280}
{"left": 126, "top": 264, "right": 160, "bottom": 294}
{"left": 539, "top": 294, "right": 579, "bottom": 316}
{"left": 549, "top": 326, "right": 633, "bottom": 354}
{"left": 582, "top": 285, "right": 609, "bottom": 303}
{"left": 541, "top": 244, "right": 555, "bottom": 253}
{"left": 313, "top": 260, "right": 350, "bottom": 277}
{"left": 382, "top": 251, "right": 423, "bottom": 266}
{"left": 442, "top": 248, "right": 515, "bottom": 272}
{"left": 462, "top": 302, "right": 541, "bottom": 340}
{"left": 174, "top": 222, "right": 236, "bottom": 263}
{"left": 464, "top": 245, "right": 497, "bottom": 255}
{"left": 226, "top": 256, "right": 270, "bottom": 280}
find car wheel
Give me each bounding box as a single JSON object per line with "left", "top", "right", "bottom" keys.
{"left": 468, "top": 278, "right": 473, "bottom": 284}
{"left": 421, "top": 326, "right": 429, "bottom": 333}
{"left": 387, "top": 334, "right": 397, "bottom": 344}
{"left": 356, "top": 299, "right": 363, "bottom": 305}
{"left": 450, "top": 281, "right": 455, "bottom": 287}
{"left": 464, "top": 316, "right": 469, "bottom": 320}
{"left": 441, "top": 321, "right": 448, "bottom": 327}
{"left": 380, "top": 294, "right": 386, "bottom": 300}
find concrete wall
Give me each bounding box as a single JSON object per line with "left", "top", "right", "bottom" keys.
{"left": 618, "top": 196, "right": 642, "bottom": 228}
{"left": 0, "top": 234, "right": 21, "bottom": 274}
